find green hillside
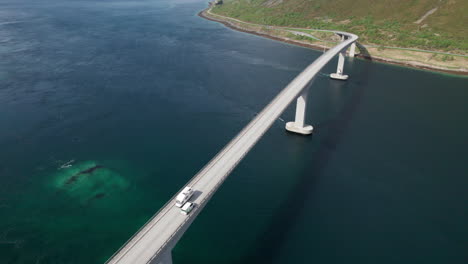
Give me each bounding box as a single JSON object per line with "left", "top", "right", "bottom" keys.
{"left": 212, "top": 0, "right": 468, "bottom": 53}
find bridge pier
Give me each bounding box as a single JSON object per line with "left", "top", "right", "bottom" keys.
{"left": 330, "top": 51, "right": 348, "bottom": 80}
{"left": 285, "top": 88, "right": 313, "bottom": 135}
{"left": 349, "top": 42, "right": 356, "bottom": 58}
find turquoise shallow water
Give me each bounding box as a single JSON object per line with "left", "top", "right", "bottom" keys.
{"left": 0, "top": 0, "right": 467, "bottom": 263}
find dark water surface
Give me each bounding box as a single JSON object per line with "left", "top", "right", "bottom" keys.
{"left": 0, "top": 0, "right": 467, "bottom": 263}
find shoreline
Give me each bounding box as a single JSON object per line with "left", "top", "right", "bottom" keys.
{"left": 199, "top": 9, "right": 467, "bottom": 76}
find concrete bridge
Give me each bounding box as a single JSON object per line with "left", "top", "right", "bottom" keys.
{"left": 106, "top": 31, "right": 358, "bottom": 264}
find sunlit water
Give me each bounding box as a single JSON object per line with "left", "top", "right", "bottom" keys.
{"left": 0, "top": 0, "right": 467, "bottom": 263}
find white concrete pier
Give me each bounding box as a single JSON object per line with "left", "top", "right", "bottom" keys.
{"left": 330, "top": 51, "right": 349, "bottom": 80}
{"left": 349, "top": 43, "right": 356, "bottom": 58}
{"left": 285, "top": 87, "right": 313, "bottom": 135}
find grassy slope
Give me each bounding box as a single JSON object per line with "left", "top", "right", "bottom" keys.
{"left": 212, "top": 0, "right": 468, "bottom": 53}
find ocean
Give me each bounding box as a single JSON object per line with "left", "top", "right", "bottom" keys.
{"left": 0, "top": 0, "right": 467, "bottom": 263}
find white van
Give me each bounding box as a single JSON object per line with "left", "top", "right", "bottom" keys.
{"left": 175, "top": 186, "right": 193, "bottom": 208}
{"left": 181, "top": 202, "right": 194, "bottom": 215}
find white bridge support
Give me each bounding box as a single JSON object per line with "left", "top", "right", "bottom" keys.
{"left": 330, "top": 35, "right": 354, "bottom": 81}
{"left": 330, "top": 51, "right": 349, "bottom": 80}
{"left": 349, "top": 42, "right": 356, "bottom": 58}
{"left": 105, "top": 30, "right": 358, "bottom": 264}
{"left": 285, "top": 87, "right": 313, "bottom": 135}
{"left": 287, "top": 34, "right": 356, "bottom": 135}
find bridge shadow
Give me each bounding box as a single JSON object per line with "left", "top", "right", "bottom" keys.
{"left": 191, "top": 190, "right": 203, "bottom": 202}
{"left": 237, "top": 61, "right": 372, "bottom": 264}
{"left": 355, "top": 42, "right": 372, "bottom": 61}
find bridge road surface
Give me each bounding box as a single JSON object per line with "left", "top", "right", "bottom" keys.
{"left": 106, "top": 31, "right": 358, "bottom": 264}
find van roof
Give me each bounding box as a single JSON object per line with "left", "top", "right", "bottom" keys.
{"left": 182, "top": 202, "right": 193, "bottom": 210}
{"left": 176, "top": 193, "right": 186, "bottom": 200}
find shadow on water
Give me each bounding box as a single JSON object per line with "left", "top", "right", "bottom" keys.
{"left": 355, "top": 42, "right": 372, "bottom": 61}
{"left": 239, "top": 61, "right": 372, "bottom": 264}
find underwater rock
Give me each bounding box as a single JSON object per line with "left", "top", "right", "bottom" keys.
{"left": 83, "top": 192, "right": 107, "bottom": 206}
{"left": 50, "top": 161, "right": 129, "bottom": 204}
{"left": 75, "top": 165, "right": 103, "bottom": 176}
{"left": 93, "top": 193, "right": 106, "bottom": 199}
{"left": 64, "top": 165, "right": 104, "bottom": 185}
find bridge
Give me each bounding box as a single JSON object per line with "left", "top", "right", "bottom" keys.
{"left": 106, "top": 29, "right": 358, "bottom": 264}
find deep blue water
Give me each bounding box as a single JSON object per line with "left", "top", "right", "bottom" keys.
{"left": 0, "top": 0, "right": 467, "bottom": 263}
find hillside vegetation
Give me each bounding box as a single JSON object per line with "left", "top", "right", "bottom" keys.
{"left": 212, "top": 0, "right": 468, "bottom": 53}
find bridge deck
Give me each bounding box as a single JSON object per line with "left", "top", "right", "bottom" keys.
{"left": 106, "top": 31, "right": 357, "bottom": 264}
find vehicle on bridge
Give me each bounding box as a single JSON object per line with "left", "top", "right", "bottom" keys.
{"left": 181, "top": 202, "right": 195, "bottom": 215}
{"left": 175, "top": 186, "right": 193, "bottom": 207}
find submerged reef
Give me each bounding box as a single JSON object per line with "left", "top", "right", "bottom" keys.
{"left": 64, "top": 165, "right": 104, "bottom": 185}
{"left": 50, "top": 161, "right": 129, "bottom": 204}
